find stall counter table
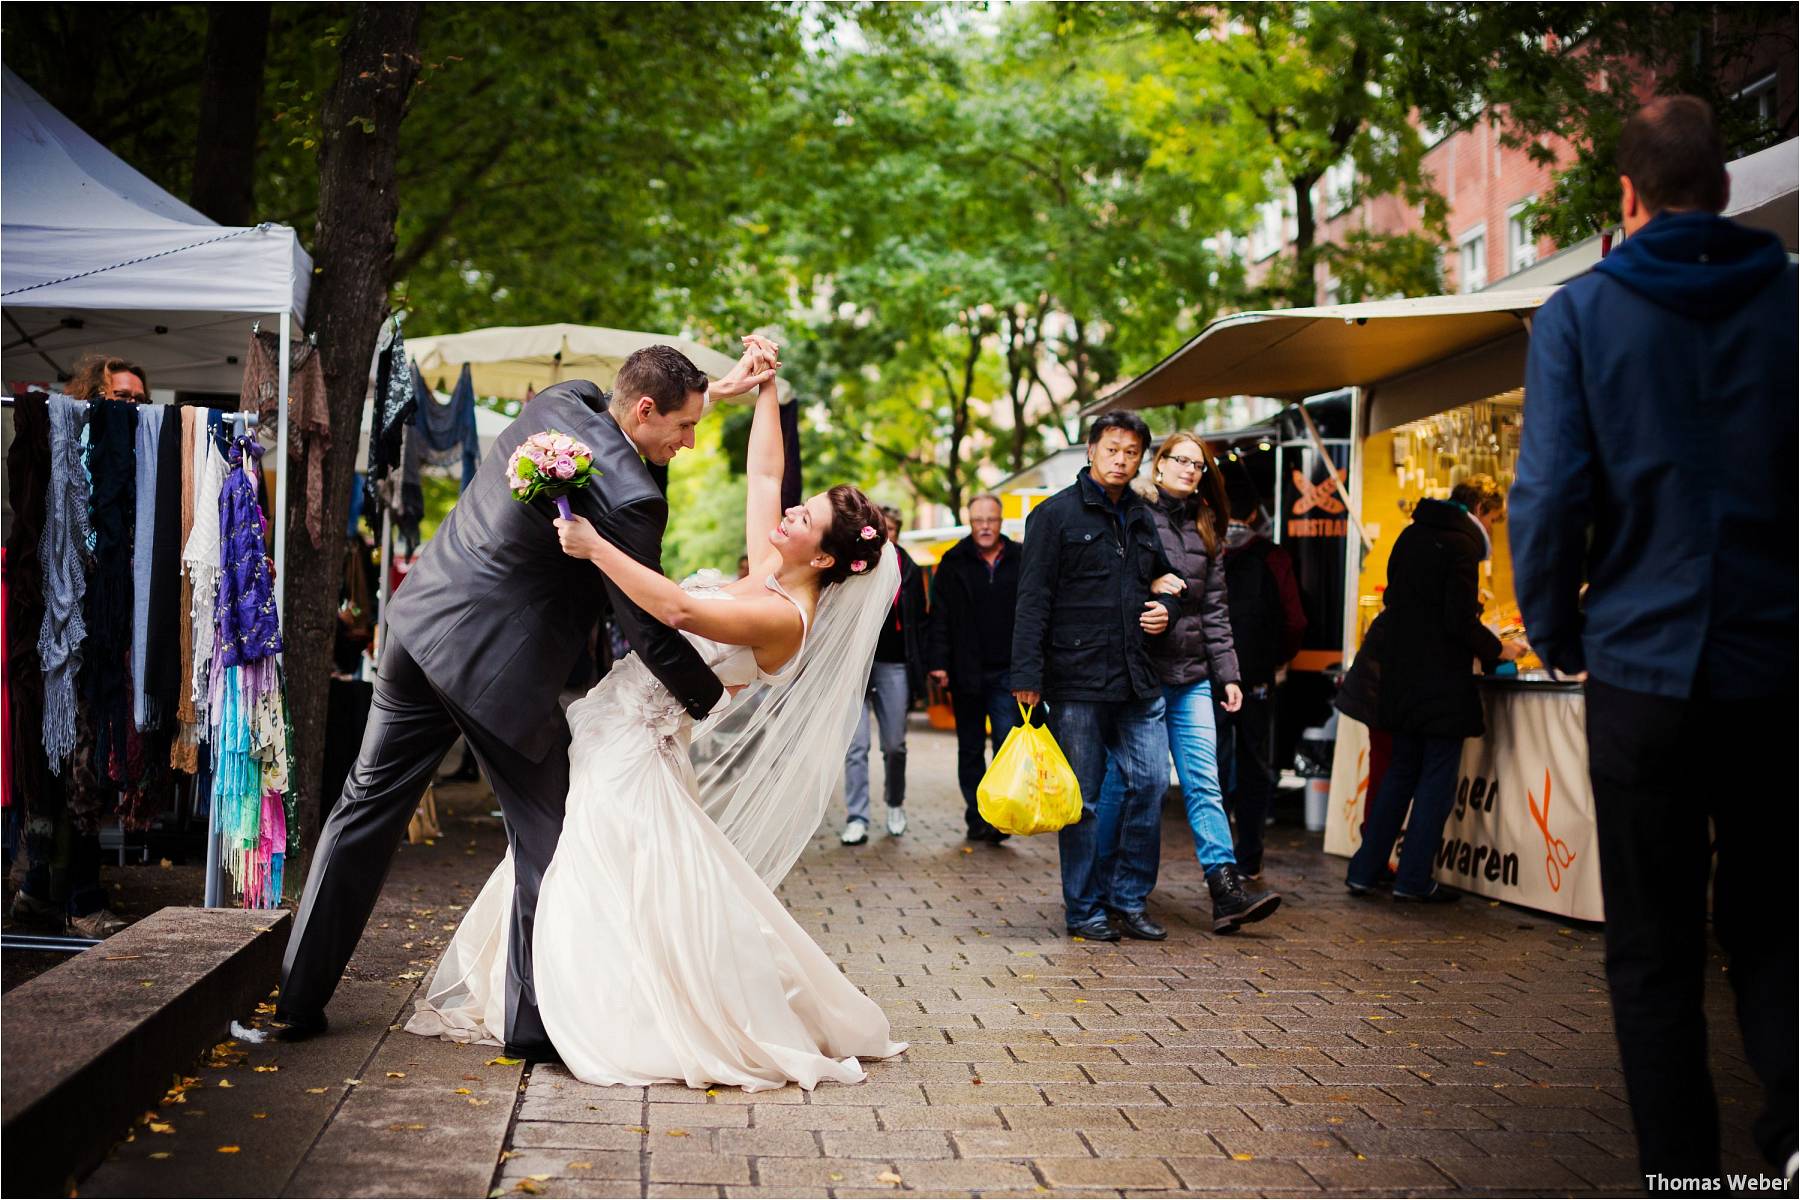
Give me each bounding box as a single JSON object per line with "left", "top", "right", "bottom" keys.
{"left": 1324, "top": 677, "right": 1604, "bottom": 921}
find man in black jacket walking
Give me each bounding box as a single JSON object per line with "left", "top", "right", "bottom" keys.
{"left": 1011, "top": 413, "right": 1179, "bottom": 941}
{"left": 926, "top": 494, "right": 1022, "bottom": 842}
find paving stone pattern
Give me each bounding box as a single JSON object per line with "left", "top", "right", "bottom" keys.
{"left": 492, "top": 721, "right": 1765, "bottom": 1199}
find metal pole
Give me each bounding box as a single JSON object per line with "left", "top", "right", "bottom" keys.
{"left": 274, "top": 311, "right": 292, "bottom": 628}
{"left": 1342, "top": 386, "right": 1366, "bottom": 665}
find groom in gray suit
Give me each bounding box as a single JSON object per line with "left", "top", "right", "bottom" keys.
{"left": 275, "top": 342, "right": 775, "bottom": 1058}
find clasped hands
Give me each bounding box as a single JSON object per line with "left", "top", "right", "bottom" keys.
{"left": 706, "top": 333, "right": 783, "bottom": 405}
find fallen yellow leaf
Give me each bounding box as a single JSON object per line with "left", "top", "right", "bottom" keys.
{"left": 148, "top": 1123, "right": 175, "bottom": 1135}
{"left": 665, "top": 1129, "right": 689, "bottom": 1137}
{"left": 252, "top": 1065, "right": 279, "bottom": 1073}
{"left": 487, "top": 1056, "right": 522, "bottom": 1067}
{"left": 344, "top": 1079, "right": 363, "bottom": 1086}
{"left": 515, "top": 1182, "right": 545, "bottom": 1197}
{"left": 253, "top": 1113, "right": 268, "bottom": 1120}
{"left": 217, "top": 1146, "right": 241, "bottom": 1154}
{"left": 387, "top": 1072, "right": 406, "bottom": 1079}
{"left": 454, "top": 1088, "right": 473, "bottom": 1096}
{"left": 305, "top": 1088, "right": 328, "bottom": 1095}
{"left": 568, "top": 1161, "right": 593, "bottom": 1171}
{"left": 876, "top": 1170, "right": 904, "bottom": 1186}
{"left": 149, "top": 1152, "right": 172, "bottom": 1160}
{"left": 1232, "top": 1153, "right": 1253, "bottom": 1162}
{"left": 218, "top": 1080, "right": 233, "bottom": 1089}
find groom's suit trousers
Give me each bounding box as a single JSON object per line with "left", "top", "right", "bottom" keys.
{"left": 281, "top": 635, "right": 570, "bottom": 1049}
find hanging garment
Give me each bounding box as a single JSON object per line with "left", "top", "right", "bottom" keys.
{"left": 183, "top": 435, "right": 229, "bottom": 725}
{"left": 80, "top": 399, "right": 138, "bottom": 788}
{"left": 6, "top": 394, "right": 53, "bottom": 813}
{"left": 215, "top": 437, "right": 283, "bottom": 669}
{"left": 382, "top": 420, "right": 425, "bottom": 554}
{"left": 415, "top": 362, "right": 480, "bottom": 491}
{"left": 144, "top": 403, "right": 187, "bottom": 727}
{"left": 39, "top": 394, "right": 92, "bottom": 773}
{"left": 364, "top": 320, "right": 417, "bottom": 519}
{"left": 242, "top": 330, "right": 331, "bottom": 549}
{"left": 172, "top": 407, "right": 202, "bottom": 774}
{"left": 130, "top": 403, "right": 164, "bottom": 731}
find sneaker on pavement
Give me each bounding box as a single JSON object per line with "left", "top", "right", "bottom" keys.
{"left": 67, "top": 908, "right": 129, "bottom": 938}
{"left": 885, "top": 806, "right": 907, "bottom": 837}
{"left": 840, "top": 819, "right": 869, "bottom": 846}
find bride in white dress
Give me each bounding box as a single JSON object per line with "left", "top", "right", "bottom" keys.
{"left": 407, "top": 351, "right": 905, "bottom": 1091}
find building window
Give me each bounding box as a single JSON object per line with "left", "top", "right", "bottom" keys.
{"left": 1457, "top": 224, "right": 1488, "bottom": 293}
{"left": 1739, "top": 72, "right": 1779, "bottom": 126}
{"left": 1323, "top": 158, "right": 1356, "bottom": 217}
{"left": 1506, "top": 199, "right": 1537, "bottom": 275}
{"left": 1251, "top": 195, "right": 1287, "bottom": 261}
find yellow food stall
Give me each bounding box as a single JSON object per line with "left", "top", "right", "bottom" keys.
{"left": 1093, "top": 288, "right": 1605, "bottom": 920}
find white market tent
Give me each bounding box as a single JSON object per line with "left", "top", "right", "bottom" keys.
{"left": 408, "top": 322, "right": 793, "bottom": 404}
{"left": 1, "top": 67, "right": 312, "bottom": 393}
{"left": 0, "top": 65, "right": 313, "bottom": 620}
{"left": 1, "top": 67, "right": 318, "bottom": 911}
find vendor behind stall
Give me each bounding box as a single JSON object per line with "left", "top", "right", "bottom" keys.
{"left": 1340, "top": 475, "right": 1522, "bottom": 903}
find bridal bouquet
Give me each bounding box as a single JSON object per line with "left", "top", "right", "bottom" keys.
{"left": 508, "top": 430, "right": 598, "bottom": 520}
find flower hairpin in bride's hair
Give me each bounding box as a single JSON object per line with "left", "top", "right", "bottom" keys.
{"left": 509, "top": 430, "right": 600, "bottom": 520}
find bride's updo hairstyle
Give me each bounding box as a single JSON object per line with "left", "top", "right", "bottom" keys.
{"left": 816, "top": 485, "right": 888, "bottom": 588}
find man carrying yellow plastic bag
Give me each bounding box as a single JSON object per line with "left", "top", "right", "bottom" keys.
{"left": 977, "top": 704, "right": 1083, "bottom": 837}
{"left": 1006, "top": 413, "right": 1182, "bottom": 943}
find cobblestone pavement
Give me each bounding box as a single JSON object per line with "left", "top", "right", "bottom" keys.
{"left": 491, "top": 719, "right": 1766, "bottom": 1199}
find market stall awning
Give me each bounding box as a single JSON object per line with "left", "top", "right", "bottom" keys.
{"left": 1, "top": 67, "right": 311, "bottom": 393}
{"left": 1090, "top": 289, "right": 1556, "bottom": 416}
{"left": 407, "top": 322, "right": 793, "bottom": 404}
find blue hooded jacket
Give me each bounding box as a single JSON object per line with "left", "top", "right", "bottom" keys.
{"left": 1511, "top": 211, "right": 1797, "bottom": 699}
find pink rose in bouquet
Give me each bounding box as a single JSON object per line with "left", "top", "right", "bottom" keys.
{"left": 508, "top": 429, "right": 600, "bottom": 520}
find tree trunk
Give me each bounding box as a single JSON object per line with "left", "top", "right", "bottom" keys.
{"left": 285, "top": 4, "right": 423, "bottom": 881}
{"left": 190, "top": 3, "right": 271, "bottom": 226}
{"left": 1289, "top": 170, "right": 1320, "bottom": 308}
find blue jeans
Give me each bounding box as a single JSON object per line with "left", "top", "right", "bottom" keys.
{"left": 1047, "top": 696, "right": 1169, "bottom": 926}
{"left": 845, "top": 661, "right": 910, "bottom": 821}
{"left": 1346, "top": 732, "right": 1463, "bottom": 896}
{"left": 955, "top": 669, "right": 1019, "bottom": 832}
{"left": 1098, "top": 681, "right": 1230, "bottom": 913}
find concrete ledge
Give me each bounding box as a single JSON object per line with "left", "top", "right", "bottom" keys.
{"left": 2, "top": 906, "right": 291, "bottom": 1195}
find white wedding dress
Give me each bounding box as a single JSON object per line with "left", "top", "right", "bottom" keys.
{"left": 405, "top": 572, "right": 905, "bottom": 1091}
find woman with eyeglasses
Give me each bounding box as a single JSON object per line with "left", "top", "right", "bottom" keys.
{"left": 1094, "top": 432, "right": 1281, "bottom": 938}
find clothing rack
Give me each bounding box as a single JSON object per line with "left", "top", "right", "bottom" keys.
{"left": 5, "top": 347, "right": 289, "bottom": 913}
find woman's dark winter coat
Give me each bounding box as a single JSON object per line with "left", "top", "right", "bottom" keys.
{"left": 1337, "top": 498, "right": 1502, "bottom": 739}
{"left": 1142, "top": 485, "right": 1239, "bottom": 689}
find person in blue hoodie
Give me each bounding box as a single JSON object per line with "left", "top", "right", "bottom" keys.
{"left": 1511, "top": 95, "right": 1797, "bottom": 1191}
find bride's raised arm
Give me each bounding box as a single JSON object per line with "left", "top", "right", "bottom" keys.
{"left": 742, "top": 371, "right": 786, "bottom": 581}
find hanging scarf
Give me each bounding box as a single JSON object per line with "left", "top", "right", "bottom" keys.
{"left": 215, "top": 437, "right": 283, "bottom": 668}
{"left": 415, "top": 361, "right": 480, "bottom": 490}
{"left": 184, "top": 435, "right": 229, "bottom": 719}
{"left": 80, "top": 399, "right": 138, "bottom": 785}
{"left": 364, "top": 321, "right": 417, "bottom": 518}
{"left": 39, "top": 394, "right": 92, "bottom": 773}
{"left": 241, "top": 330, "right": 332, "bottom": 549}
{"left": 6, "top": 394, "right": 53, "bottom": 811}
{"left": 144, "top": 403, "right": 186, "bottom": 726}
{"left": 172, "top": 407, "right": 202, "bottom": 773}
{"left": 131, "top": 403, "right": 164, "bottom": 730}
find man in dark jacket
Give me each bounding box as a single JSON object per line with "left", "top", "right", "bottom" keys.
{"left": 841, "top": 507, "right": 928, "bottom": 844}
{"left": 1510, "top": 96, "right": 1797, "bottom": 1188}
{"left": 1218, "top": 474, "right": 1307, "bottom": 878}
{"left": 926, "top": 494, "right": 1022, "bottom": 842}
{"left": 1011, "top": 412, "right": 1179, "bottom": 941}
{"left": 1343, "top": 478, "right": 1519, "bottom": 903}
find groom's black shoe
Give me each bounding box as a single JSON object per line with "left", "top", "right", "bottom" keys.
{"left": 503, "top": 1039, "right": 562, "bottom": 1066}
{"left": 267, "top": 1010, "right": 328, "bottom": 1042}
{"left": 1065, "top": 917, "right": 1120, "bottom": 942}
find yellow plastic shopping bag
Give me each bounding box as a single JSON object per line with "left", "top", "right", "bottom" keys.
{"left": 977, "top": 704, "right": 1083, "bottom": 836}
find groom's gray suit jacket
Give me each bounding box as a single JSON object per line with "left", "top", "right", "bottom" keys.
{"left": 387, "top": 379, "right": 724, "bottom": 762}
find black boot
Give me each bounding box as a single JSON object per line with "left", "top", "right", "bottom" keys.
{"left": 1207, "top": 864, "right": 1281, "bottom": 934}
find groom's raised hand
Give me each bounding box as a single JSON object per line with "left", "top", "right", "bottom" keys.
{"left": 706, "top": 334, "right": 782, "bottom": 406}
